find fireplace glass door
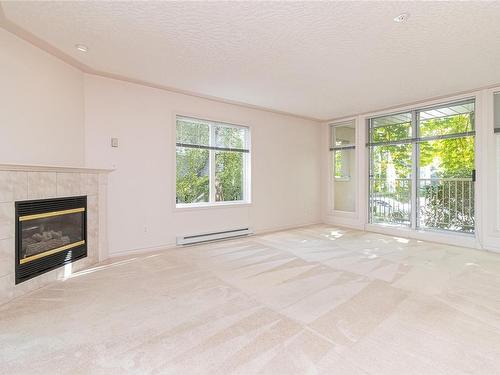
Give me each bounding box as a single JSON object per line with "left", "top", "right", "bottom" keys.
{"left": 19, "top": 209, "right": 85, "bottom": 264}
{"left": 16, "top": 196, "right": 87, "bottom": 284}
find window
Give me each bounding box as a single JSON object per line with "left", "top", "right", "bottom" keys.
{"left": 368, "top": 99, "right": 475, "bottom": 233}
{"left": 176, "top": 116, "right": 250, "bottom": 206}
{"left": 329, "top": 120, "right": 356, "bottom": 212}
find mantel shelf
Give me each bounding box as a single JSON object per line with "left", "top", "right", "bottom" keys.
{"left": 0, "top": 163, "right": 114, "bottom": 173}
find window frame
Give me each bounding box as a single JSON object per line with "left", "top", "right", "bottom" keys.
{"left": 330, "top": 121, "right": 356, "bottom": 182}
{"left": 366, "top": 98, "right": 476, "bottom": 233}
{"left": 174, "top": 114, "right": 251, "bottom": 209}
{"left": 329, "top": 119, "right": 357, "bottom": 213}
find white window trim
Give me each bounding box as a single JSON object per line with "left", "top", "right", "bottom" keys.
{"left": 175, "top": 201, "right": 252, "bottom": 211}
{"left": 174, "top": 113, "right": 252, "bottom": 209}
{"left": 329, "top": 120, "right": 357, "bottom": 214}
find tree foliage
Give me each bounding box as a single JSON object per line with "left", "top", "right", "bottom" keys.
{"left": 176, "top": 147, "right": 209, "bottom": 204}
{"left": 419, "top": 114, "right": 474, "bottom": 178}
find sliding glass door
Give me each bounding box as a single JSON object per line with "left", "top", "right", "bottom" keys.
{"left": 368, "top": 99, "right": 475, "bottom": 233}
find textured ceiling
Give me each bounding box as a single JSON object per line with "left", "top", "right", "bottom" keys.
{"left": 3, "top": 1, "right": 500, "bottom": 120}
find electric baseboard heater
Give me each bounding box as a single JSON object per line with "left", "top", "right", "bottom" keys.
{"left": 176, "top": 227, "right": 253, "bottom": 246}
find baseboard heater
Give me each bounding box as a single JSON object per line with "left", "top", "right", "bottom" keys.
{"left": 176, "top": 227, "right": 253, "bottom": 246}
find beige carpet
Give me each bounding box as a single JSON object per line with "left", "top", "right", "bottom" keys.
{"left": 1, "top": 225, "right": 500, "bottom": 374}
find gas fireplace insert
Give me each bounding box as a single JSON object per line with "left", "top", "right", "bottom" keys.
{"left": 15, "top": 196, "right": 87, "bottom": 284}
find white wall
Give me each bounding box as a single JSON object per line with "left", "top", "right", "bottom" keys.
{"left": 0, "top": 29, "right": 85, "bottom": 166}
{"left": 84, "top": 74, "right": 321, "bottom": 255}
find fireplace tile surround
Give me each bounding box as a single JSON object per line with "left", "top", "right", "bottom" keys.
{"left": 0, "top": 164, "right": 111, "bottom": 306}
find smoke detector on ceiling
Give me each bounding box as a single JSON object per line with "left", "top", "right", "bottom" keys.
{"left": 394, "top": 13, "right": 410, "bottom": 23}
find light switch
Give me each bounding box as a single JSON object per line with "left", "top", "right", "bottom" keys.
{"left": 111, "top": 138, "right": 119, "bottom": 148}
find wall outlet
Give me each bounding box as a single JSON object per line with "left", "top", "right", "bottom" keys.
{"left": 111, "top": 138, "right": 119, "bottom": 148}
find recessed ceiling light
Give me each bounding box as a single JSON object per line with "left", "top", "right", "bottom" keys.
{"left": 394, "top": 13, "right": 410, "bottom": 23}
{"left": 75, "top": 44, "right": 88, "bottom": 52}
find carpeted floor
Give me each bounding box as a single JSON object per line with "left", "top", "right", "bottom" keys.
{"left": 1, "top": 225, "right": 500, "bottom": 374}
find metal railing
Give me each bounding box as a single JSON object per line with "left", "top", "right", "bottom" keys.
{"left": 370, "top": 178, "right": 411, "bottom": 226}
{"left": 369, "top": 177, "right": 474, "bottom": 233}
{"left": 418, "top": 178, "right": 474, "bottom": 233}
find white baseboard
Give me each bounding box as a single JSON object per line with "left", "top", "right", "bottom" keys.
{"left": 254, "top": 221, "right": 323, "bottom": 236}
{"left": 107, "top": 221, "right": 323, "bottom": 259}
{"left": 482, "top": 237, "right": 500, "bottom": 253}
{"left": 108, "top": 242, "right": 177, "bottom": 259}
{"left": 323, "top": 216, "right": 364, "bottom": 231}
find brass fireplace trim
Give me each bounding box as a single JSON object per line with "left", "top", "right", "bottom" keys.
{"left": 19, "top": 240, "right": 86, "bottom": 264}
{"left": 19, "top": 207, "right": 85, "bottom": 222}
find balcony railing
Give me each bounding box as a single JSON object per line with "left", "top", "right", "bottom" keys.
{"left": 370, "top": 178, "right": 411, "bottom": 226}
{"left": 369, "top": 177, "right": 474, "bottom": 233}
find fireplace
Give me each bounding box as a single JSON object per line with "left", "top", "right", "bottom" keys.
{"left": 15, "top": 196, "right": 87, "bottom": 284}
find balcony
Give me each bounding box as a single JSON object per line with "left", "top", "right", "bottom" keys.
{"left": 370, "top": 178, "right": 474, "bottom": 233}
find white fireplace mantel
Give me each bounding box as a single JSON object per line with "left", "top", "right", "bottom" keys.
{"left": 0, "top": 163, "right": 114, "bottom": 173}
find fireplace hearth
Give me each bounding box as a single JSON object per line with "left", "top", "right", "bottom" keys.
{"left": 15, "top": 196, "right": 87, "bottom": 284}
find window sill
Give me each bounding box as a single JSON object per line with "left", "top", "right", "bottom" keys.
{"left": 174, "top": 201, "right": 252, "bottom": 211}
